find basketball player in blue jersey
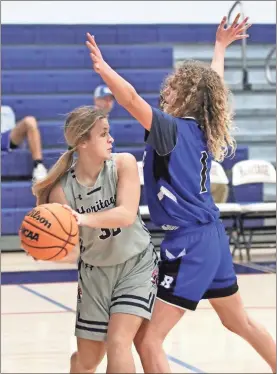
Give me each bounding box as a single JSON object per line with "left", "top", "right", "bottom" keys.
{"left": 86, "top": 14, "right": 276, "bottom": 373}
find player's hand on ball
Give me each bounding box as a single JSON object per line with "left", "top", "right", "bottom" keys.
{"left": 62, "top": 205, "right": 82, "bottom": 225}
{"left": 216, "top": 13, "right": 252, "bottom": 48}
{"left": 86, "top": 33, "right": 106, "bottom": 74}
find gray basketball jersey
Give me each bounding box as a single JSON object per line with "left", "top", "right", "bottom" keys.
{"left": 60, "top": 154, "right": 151, "bottom": 267}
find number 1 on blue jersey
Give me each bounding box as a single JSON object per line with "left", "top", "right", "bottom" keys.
{"left": 200, "top": 151, "right": 208, "bottom": 194}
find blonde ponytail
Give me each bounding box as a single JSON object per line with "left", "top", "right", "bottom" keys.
{"left": 32, "top": 148, "right": 75, "bottom": 205}
{"left": 32, "top": 105, "right": 107, "bottom": 206}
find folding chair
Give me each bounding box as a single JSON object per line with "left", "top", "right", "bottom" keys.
{"left": 210, "top": 161, "right": 242, "bottom": 253}
{"left": 137, "top": 160, "right": 151, "bottom": 220}
{"left": 232, "top": 159, "right": 276, "bottom": 260}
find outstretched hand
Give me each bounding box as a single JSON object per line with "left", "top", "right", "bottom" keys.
{"left": 86, "top": 33, "right": 106, "bottom": 74}
{"left": 216, "top": 13, "right": 252, "bottom": 48}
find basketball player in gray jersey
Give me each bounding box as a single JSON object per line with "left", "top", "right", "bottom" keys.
{"left": 33, "top": 106, "right": 158, "bottom": 373}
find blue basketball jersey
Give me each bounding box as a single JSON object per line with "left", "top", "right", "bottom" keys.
{"left": 143, "top": 107, "right": 220, "bottom": 230}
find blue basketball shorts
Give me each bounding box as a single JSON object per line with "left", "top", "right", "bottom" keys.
{"left": 157, "top": 220, "right": 238, "bottom": 311}
{"left": 1, "top": 130, "right": 12, "bottom": 151}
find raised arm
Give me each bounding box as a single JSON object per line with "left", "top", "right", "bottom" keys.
{"left": 85, "top": 14, "right": 251, "bottom": 129}
{"left": 86, "top": 34, "right": 153, "bottom": 130}
{"left": 211, "top": 14, "right": 251, "bottom": 78}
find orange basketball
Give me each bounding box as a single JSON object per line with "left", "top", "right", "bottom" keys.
{"left": 19, "top": 203, "right": 79, "bottom": 261}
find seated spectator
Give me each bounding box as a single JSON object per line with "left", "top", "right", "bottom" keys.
{"left": 1, "top": 106, "right": 47, "bottom": 181}
{"left": 93, "top": 85, "right": 114, "bottom": 114}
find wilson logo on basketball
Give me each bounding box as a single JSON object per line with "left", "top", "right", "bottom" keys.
{"left": 21, "top": 227, "right": 40, "bottom": 241}
{"left": 27, "top": 209, "right": 52, "bottom": 229}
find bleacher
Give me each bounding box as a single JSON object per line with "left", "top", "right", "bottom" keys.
{"left": 1, "top": 23, "right": 276, "bottom": 254}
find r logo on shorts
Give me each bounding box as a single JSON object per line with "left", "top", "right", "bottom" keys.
{"left": 160, "top": 274, "right": 174, "bottom": 289}
{"left": 151, "top": 267, "right": 159, "bottom": 287}
{"left": 77, "top": 285, "right": 83, "bottom": 303}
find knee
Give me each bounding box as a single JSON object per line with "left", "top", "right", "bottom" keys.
{"left": 134, "top": 330, "right": 163, "bottom": 357}
{"left": 71, "top": 351, "right": 97, "bottom": 373}
{"left": 24, "top": 116, "right": 38, "bottom": 131}
{"left": 70, "top": 352, "right": 78, "bottom": 370}
{"left": 107, "top": 336, "right": 132, "bottom": 356}
{"left": 134, "top": 333, "right": 147, "bottom": 354}
{"left": 221, "top": 314, "right": 251, "bottom": 335}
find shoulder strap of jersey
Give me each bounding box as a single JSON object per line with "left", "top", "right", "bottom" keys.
{"left": 108, "top": 153, "right": 118, "bottom": 187}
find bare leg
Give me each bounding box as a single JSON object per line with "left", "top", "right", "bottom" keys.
{"left": 106, "top": 313, "right": 144, "bottom": 373}
{"left": 10, "top": 116, "right": 47, "bottom": 180}
{"left": 10, "top": 116, "right": 43, "bottom": 160}
{"left": 70, "top": 338, "right": 106, "bottom": 373}
{"left": 210, "top": 292, "right": 276, "bottom": 373}
{"left": 134, "top": 299, "right": 185, "bottom": 373}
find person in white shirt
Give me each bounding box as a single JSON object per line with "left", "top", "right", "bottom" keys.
{"left": 1, "top": 106, "right": 47, "bottom": 181}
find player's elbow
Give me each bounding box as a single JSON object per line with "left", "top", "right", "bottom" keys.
{"left": 121, "top": 208, "right": 137, "bottom": 227}
{"left": 117, "top": 86, "right": 137, "bottom": 109}
{"left": 123, "top": 214, "right": 137, "bottom": 227}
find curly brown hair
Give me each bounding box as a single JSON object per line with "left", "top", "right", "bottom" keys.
{"left": 160, "top": 60, "right": 235, "bottom": 162}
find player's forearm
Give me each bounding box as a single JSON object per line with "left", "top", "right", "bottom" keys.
{"left": 211, "top": 41, "right": 226, "bottom": 79}
{"left": 80, "top": 206, "right": 136, "bottom": 228}
{"left": 99, "top": 62, "right": 137, "bottom": 107}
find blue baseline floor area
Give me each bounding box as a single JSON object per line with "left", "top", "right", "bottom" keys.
{"left": 1, "top": 262, "right": 275, "bottom": 285}
{"left": 2, "top": 268, "right": 78, "bottom": 285}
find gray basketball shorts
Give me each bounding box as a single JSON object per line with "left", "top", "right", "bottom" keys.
{"left": 75, "top": 244, "right": 159, "bottom": 341}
